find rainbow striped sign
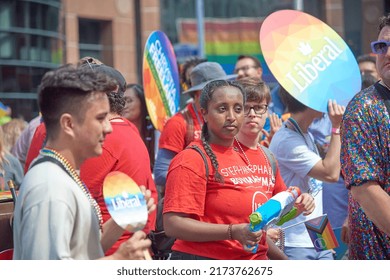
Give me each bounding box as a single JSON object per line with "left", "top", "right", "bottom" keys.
{"left": 305, "top": 214, "right": 339, "bottom": 251}
{"left": 103, "top": 171, "right": 148, "bottom": 232}
{"left": 143, "top": 30, "right": 180, "bottom": 131}
{"left": 260, "top": 10, "right": 361, "bottom": 112}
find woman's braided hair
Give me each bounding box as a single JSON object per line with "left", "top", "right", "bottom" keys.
{"left": 199, "top": 79, "right": 246, "bottom": 183}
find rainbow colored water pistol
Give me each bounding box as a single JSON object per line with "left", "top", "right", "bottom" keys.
{"left": 247, "top": 186, "right": 301, "bottom": 253}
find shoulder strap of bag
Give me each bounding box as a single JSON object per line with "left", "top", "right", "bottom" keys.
{"left": 186, "top": 144, "right": 209, "bottom": 180}
{"left": 259, "top": 145, "right": 277, "bottom": 175}
{"left": 152, "top": 144, "right": 209, "bottom": 236}
{"left": 180, "top": 107, "right": 194, "bottom": 148}
{"left": 29, "top": 155, "right": 67, "bottom": 173}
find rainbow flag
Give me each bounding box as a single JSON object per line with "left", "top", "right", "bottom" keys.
{"left": 176, "top": 17, "right": 276, "bottom": 84}
{"left": 305, "top": 214, "right": 339, "bottom": 252}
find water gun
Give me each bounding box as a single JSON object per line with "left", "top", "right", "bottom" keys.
{"left": 247, "top": 186, "right": 301, "bottom": 253}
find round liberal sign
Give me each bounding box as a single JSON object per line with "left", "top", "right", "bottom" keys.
{"left": 260, "top": 10, "right": 361, "bottom": 112}
{"left": 103, "top": 171, "right": 148, "bottom": 232}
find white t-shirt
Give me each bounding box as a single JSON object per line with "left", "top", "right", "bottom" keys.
{"left": 13, "top": 158, "right": 103, "bottom": 259}
{"left": 269, "top": 126, "right": 323, "bottom": 248}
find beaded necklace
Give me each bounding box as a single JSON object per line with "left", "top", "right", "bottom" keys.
{"left": 234, "top": 137, "right": 252, "bottom": 166}
{"left": 234, "top": 137, "right": 275, "bottom": 190}
{"left": 40, "top": 148, "right": 103, "bottom": 230}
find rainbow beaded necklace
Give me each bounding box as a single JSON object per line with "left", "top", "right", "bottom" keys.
{"left": 39, "top": 148, "right": 103, "bottom": 230}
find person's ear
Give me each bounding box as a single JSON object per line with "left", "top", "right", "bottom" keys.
{"left": 257, "top": 67, "right": 263, "bottom": 79}
{"left": 60, "top": 113, "right": 75, "bottom": 137}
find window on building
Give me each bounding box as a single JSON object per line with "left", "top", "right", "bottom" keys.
{"left": 0, "top": 0, "right": 12, "bottom": 29}
{"left": 0, "top": 32, "right": 13, "bottom": 59}
{"left": 78, "top": 18, "right": 113, "bottom": 65}
{"left": 0, "top": 0, "right": 61, "bottom": 121}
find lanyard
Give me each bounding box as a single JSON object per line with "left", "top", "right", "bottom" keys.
{"left": 285, "top": 117, "right": 319, "bottom": 155}
{"left": 285, "top": 117, "right": 322, "bottom": 196}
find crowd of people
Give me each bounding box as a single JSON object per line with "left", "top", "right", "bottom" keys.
{"left": 1, "top": 13, "right": 389, "bottom": 261}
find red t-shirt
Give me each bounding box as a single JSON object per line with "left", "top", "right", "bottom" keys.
{"left": 24, "top": 122, "right": 46, "bottom": 173}
{"left": 164, "top": 141, "right": 283, "bottom": 260}
{"left": 24, "top": 119, "right": 157, "bottom": 256}
{"left": 232, "top": 141, "right": 287, "bottom": 197}
{"left": 81, "top": 118, "right": 157, "bottom": 255}
{"left": 158, "top": 103, "right": 202, "bottom": 153}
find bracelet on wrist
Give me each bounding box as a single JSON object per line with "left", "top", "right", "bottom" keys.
{"left": 227, "top": 224, "right": 233, "bottom": 240}
{"left": 331, "top": 127, "right": 340, "bottom": 135}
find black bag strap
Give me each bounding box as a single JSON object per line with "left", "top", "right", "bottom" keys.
{"left": 259, "top": 145, "right": 277, "bottom": 176}
{"left": 186, "top": 144, "right": 209, "bottom": 180}
{"left": 180, "top": 107, "right": 194, "bottom": 148}
{"left": 374, "top": 82, "right": 390, "bottom": 114}
{"left": 152, "top": 144, "right": 209, "bottom": 242}
{"left": 29, "top": 155, "right": 67, "bottom": 173}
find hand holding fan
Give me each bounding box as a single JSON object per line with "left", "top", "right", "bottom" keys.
{"left": 103, "top": 171, "right": 151, "bottom": 259}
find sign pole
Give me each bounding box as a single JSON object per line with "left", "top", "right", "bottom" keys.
{"left": 196, "top": 0, "right": 205, "bottom": 58}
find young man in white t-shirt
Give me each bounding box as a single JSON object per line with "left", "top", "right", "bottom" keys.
{"left": 269, "top": 87, "right": 345, "bottom": 260}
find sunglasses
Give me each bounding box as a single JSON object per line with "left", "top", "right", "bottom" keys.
{"left": 371, "top": 40, "right": 390, "bottom": 54}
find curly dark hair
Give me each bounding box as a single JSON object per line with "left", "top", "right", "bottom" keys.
{"left": 38, "top": 64, "right": 117, "bottom": 139}
{"left": 180, "top": 56, "right": 207, "bottom": 91}
{"left": 107, "top": 91, "right": 126, "bottom": 116}
{"left": 378, "top": 13, "right": 390, "bottom": 34}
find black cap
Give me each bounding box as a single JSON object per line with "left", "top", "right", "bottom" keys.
{"left": 82, "top": 63, "right": 127, "bottom": 93}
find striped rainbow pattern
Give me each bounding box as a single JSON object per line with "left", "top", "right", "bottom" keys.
{"left": 177, "top": 18, "right": 276, "bottom": 84}
{"left": 305, "top": 214, "right": 339, "bottom": 252}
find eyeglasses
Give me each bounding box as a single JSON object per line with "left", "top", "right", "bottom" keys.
{"left": 243, "top": 104, "right": 268, "bottom": 115}
{"left": 370, "top": 40, "right": 390, "bottom": 54}
{"left": 234, "top": 65, "right": 258, "bottom": 74}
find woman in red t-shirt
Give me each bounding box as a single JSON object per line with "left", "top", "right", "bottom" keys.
{"left": 163, "top": 80, "right": 263, "bottom": 260}
{"left": 163, "top": 79, "right": 315, "bottom": 260}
